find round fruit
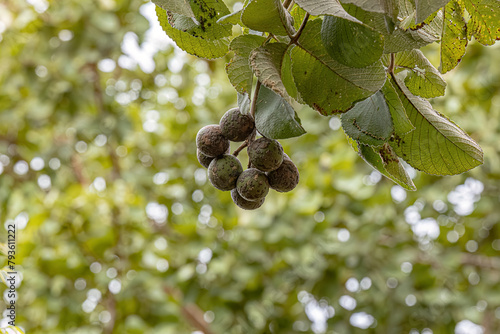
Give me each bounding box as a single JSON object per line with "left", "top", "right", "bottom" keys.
{"left": 248, "top": 137, "right": 284, "bottom": 172}
{"left": 208, "top": 154, "right": 243, "bottom": 191}
{"left": 219, "top": 107, "right": 255, "bottom": 142}
{"left": 196, "top": 124, "right": 230, "bottom": 157}
{"left": 231, "top": 189, "right": 265, "bottom": 210}
{"left": 197, "top": 146, "right": 230, "bottom": 168}
{"left": 267, "top": 155, "right": 299, "bottom": 192}
{"left": 236, "top": 168, "right": 269, "bottom": 201}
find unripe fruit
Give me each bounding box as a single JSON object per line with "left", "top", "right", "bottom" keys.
{"left": 208, "top": 154, "right": 243, "bottom": 191}
{"left": 196, "top": 124, "right": 230, "bottom": 157}
{"left": 236, "top": 168, "right": 269, "bottom": 201}
{"left": 219, "top": 107, "right": 255, "bottom": 142}
{"left": 231, "top": 189, "right": 265, "bottom": 210}
{"left": 248, "top": 137, "right": 284, "bottom": 172}
{"left": 267, "top": 155, "right": 299, "bottom": 192}
{"left": 197, "top": 146, "right": 230, "bottom": 168}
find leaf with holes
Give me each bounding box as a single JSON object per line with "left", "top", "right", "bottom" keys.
{"left": 255, "top": 85, "right": 306, "bottom": 139}
{"left": 394, "top": 49, "right": 446, "bottom": 98}
{"left": 291, "top": 20, "right": 386, "bottom": 115}
{"left": 226, "top": 35, "right": 266, "bottom": 93}
{"left": 341, "top": 91, "right": 393, "bottom": 146}
{"left": 462, "top": 0, "right": 500, "bottom": 46}
{"left": 390, "top": 75, "right": 483, "bottom": 175}
{"left": 321, "top": 15, "right": 384, "bottom": 68}
{"left": 382, "top": 79, "right": 415, "bottom": 136}
{"left": 440, "top": 1, "right": 468, "bottom": 73}
{"left": 241, "top": 0, "right": 295, "bottom": 36}
{"left": 250, "top": 43, "right": 290, "bottom": 100}
{"left": 156, "top": 7, "right": 229, "bottom": 59}
{"left": 294, "top": 0, "right": 361, "bottom": 23}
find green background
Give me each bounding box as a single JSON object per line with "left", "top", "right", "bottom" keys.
{"left": 0, "top": 0, "right": 499, "bottom": 333}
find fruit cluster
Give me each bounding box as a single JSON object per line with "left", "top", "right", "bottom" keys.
{"left": 196, "top": 107, "right": 299, "bottom": 210}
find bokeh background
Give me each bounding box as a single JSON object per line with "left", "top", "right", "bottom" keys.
{"left": 1, "top": 0, "right": 500, "bottom": 333}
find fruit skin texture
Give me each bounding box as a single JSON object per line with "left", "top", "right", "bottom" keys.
{"left": 219, "top": 107, "right": 255, "bottom": 142}
{"left": 196, "top": 124, "right": 230, "bottom": 157}
{"left": 197, "top": 146, "right": 230, "bottom": 168}
{"left": 267, "top": 155, "right": 299, "bottom": 192}
{"left": 236, "top": 168, "right": 269, "bottom": 201}
{"left": 231, "top": 189, "right": 265, "bottom": 210}
{"left": 248, "top": 137, "right": 284, "bottom": 172}
{"left": 208, "top": 154, "right": 243, "bottom": 191}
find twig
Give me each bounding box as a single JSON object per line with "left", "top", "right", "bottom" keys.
{"left": 232, "top": 140, "right": 248, "bottom": 157}
{"left": 283, "top": 0, "right": 292, "bottom": 8}
{"left": 290, "top": 13, "right": 310, "bottom": 44}
{"left": 388, "top": 53, "right": 396, "bottom": 75}
{"left": 250, "top": 80, "right": 262, "bottom": 119}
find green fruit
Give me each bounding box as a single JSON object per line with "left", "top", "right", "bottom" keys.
{"left": 267, "top": 155, "right": 299, "bottom": 192}
{"left": 236, "top": 168, "right": 269, "bottom": 201}
{"left": 197, "top": 146, "right": 230, "bottom": 168}
{"left": 208, "top": 154, "right": 243, "bottom": 191}
{"left": 196, "top": 124, "right": 230, "bottom": 157}
{"left": 248, "top": 137, "right": 284, "bottom": 172}
{"left": 231, "top": 189, "right": 265, "bottom": 210}
{"left": 219, "top": 107, "right": 255, "bottom": 142}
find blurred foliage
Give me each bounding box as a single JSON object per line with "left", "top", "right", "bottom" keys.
{"left": 0, "top": 0, "right": 500, "bottom": 333}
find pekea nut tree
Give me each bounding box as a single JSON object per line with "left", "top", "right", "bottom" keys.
{"left": 152, "top": 0, "right": 499, "bottom": 206}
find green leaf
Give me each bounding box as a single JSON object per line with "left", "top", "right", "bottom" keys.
{"left": 250, "top": 43, "right": 290, "bottom": 100}
{"left": 341, "top": 0, "right": 386, "bottom": 13}
{"left": 321, "top": 15, "right": 384, "bottom": 68}
{"left": 281, "top": 48, "right": 301, "bottom": 101}
{"left": 347, "top": 139, "right": 416, "bottom": 190}
{"left": 381, "top": 79, "right": 415, "bottom": 136}
{"left": 461, "top": 0, "right": 500, "bottom": 45}
{"left": 293, "top": 0, "right": 362, "bottom": 23}
{"left": 415, "top": 0, "right": 450, "bottom": 23}
{"left": 217, "top": 10, "right": 243, "bottom": 25}
{"left": 290, "top": 20, "right": 386, "bottom": 115}
{"left": 237, "top": 92, "right": 251, "bottom": 115}
{"left": 390, "top": 75, "right": 483, "bottom": 175}
{"left": 226, "top": 34, "right": 266, "bottom": 93}
{"left": 241, "top": 0, "right": 295, "bottom": 36}
{"left": 394, "top": 49, "right": 447, "bottom": 98}
{"left": 341, "top": 91, "right": 393, "bottom": 146}
{"left": 440, "top": 1, "right": 468, "bottom": 73}
{"left": 156, "top": 6, "right": 229, "bottom": 59}
{"left": 152, "top": 0, "right": 194, "bottom": 17}
{"left": 255, "top": 85, "right": 306, "bottom": 139}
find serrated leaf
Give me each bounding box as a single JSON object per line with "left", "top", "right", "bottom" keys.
{"left": 341, "top": 91, "right": 393, "bottom": 146}
{"left": 290, "top": 20, "right": 386, "bottom": 115}
{"left": 226, "top": 35, "right": 266, "bottom": 93}
{"left": 394, "top": 49, "right": 446, "bottom": 98}
{"left": 294, "top": 0, "right": 362, "bottom": 23}
{"left": 255, "top": 85, "right": 306, "bottom": 139}
{"left": 152, "top": 0, "right": 194, "bottom": 17}
{"left": 237, "top": 92, "right": 251, "bottom": 115}
{"left": 461, "top": 0, "right": 500, "bottom": 45}
{"left": 390, "top": 75, "right": 483, "bottom": 175}
{"left": 348, "top": 140, "right": 416, "bottom": 190}
{"left": 241, "top": 0, "right": 295, "bottom": 36}
{"left": 321, "top": 15, "right": 384, "bottom": 68}
{"left": 381, "top": 79, "right": 415, "bottom": 135}
{"left": 440, "top": 1, "right": 468, "bottom": 73}
{"left": 250, "top": 43, "right": 290, "bottom": 100}
{"left": 415, "top": 0, "right": 450, "bottom": 23}
{"left": 156, "top": 7, "right": 229, "bottom": 59}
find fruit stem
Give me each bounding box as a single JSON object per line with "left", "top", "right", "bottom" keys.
{"left": 232, "top": 140, "right": 248, "bottom": 157}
